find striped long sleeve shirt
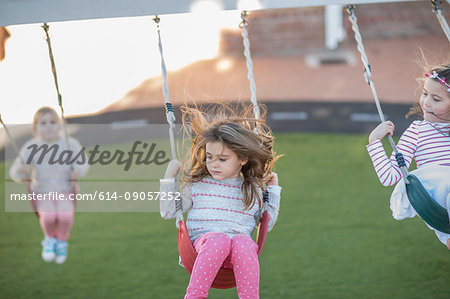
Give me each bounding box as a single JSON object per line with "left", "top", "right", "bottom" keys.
{"left": 367, "top": 120, "right": 450, "bottom": 186}
{"left": 160, "top": 175, "right": 281, "bottom": 242}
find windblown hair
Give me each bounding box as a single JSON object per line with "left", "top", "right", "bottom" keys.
{"left": 180, "top": 103, "right": 280, "bottom": 210}
{"left": 406, "top": 54, "right": 450, "bottom": 119}
{"left": 32, "top": 106, "right": 61, "bottom": 133}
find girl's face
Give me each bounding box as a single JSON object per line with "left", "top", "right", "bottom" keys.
{"left": 205, "top": 141, "right": 247, "bottom": 180}
{"left": 35, "top": 112, "right": 60, "bottom": 141}
{"left": 420, "top": 77, "right": 450, "bottom": 123}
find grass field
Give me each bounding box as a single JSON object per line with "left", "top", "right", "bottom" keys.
{"left": 1, "top": 133, "right": 449, "bottom": 299}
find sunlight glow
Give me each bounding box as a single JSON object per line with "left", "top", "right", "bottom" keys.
{"left": 215, "top": 58, "right": 234, "bottom": 72}
{"left": 0, "top": 11, "right": 241, "bottom": 124}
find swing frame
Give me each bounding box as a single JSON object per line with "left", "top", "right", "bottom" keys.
{"left": 0, "top": 0, "right": 424, "bottom": 27}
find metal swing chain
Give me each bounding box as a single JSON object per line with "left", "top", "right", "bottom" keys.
{"left": 346, "top": 5, "right": 410, "bottom": 183}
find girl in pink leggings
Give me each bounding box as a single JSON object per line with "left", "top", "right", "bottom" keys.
{"left": 160, "top": 105, "right": 281, "bottom": 298}
{"left": 10, "top": 107, "right": 89, "bottom": 264}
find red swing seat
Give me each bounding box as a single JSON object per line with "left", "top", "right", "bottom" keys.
{"left": 177, "top": 209, "right": 269, "bottom": 289}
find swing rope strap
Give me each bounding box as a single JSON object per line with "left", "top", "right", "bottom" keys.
{"left": 430, "top": 0, "right": 450, "bottom": 42}
{"left": 240, "top": 12, "right": 270, "bottom": 213}
{"left": 346, "top": 5, "right": 409, "bottom": 183}
{"left": 153, "top": 16, "right": 177, "bottom": 161}
{"left": 240, "top": 11, "right": 261, "bottom": 123}
{"left": 153, "top": 16, "right": 182, "bottom": 224}
{"left": 41, "top": 23, "right": 72, "bottom": 162}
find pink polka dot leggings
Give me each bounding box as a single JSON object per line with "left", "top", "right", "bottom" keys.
{"left": 185, "top": 232, "right": 259, "bottom": 299}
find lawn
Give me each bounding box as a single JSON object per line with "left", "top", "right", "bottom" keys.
{"left": 1, "top": 133, "right": 449, "bottom": 299}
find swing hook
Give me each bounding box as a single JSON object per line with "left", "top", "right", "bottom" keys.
{"left": 153, "top": 15, "right": 161, "bottom": 28}
{"left": 430, "top": 0, "right": 443, "bottom": 14}
{"left": 346, "top": 5, "right": 355, "bottom": 15}
{"left": 239, "top": 10, "right": 249, "bottom": 29}
{"left": 42, "top": 23, "right": 49, "bottom": 33}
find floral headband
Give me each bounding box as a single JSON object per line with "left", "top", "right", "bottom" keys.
{"left": 426, "top": 71, "right": 450, "bottom": 92}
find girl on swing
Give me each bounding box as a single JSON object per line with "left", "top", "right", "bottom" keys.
{"left": 10, "top": 106, "right": 89, "bottom": 263}
{"left": 160, "top": 104, "right": 281, "bottom": 299}
{"left": 366, "top": 62, "right": 450, "bottom": 249}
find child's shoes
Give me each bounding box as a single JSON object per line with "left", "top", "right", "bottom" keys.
{"left": 55, "top": 240, "right": 68, "bottom": 264}
{"left": 41, "top": 237, "right": 57, "bottom": 262}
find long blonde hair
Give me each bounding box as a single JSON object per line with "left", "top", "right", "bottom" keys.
{"left": 180, "top": 103, "right": 280, "bottom": 210}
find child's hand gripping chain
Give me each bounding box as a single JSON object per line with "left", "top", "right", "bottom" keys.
{"left": 366, "top": 63, "right": 450, "bottom": 250}
{"left": 160, "top": 104, "right": 281, "bottom": 298}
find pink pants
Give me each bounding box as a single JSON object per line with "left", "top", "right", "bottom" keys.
{"left": 185, "top": 232, "right": 259, "bottom": 299}
{"left": 35, "top": 194, "right": 74, "bottom": 241}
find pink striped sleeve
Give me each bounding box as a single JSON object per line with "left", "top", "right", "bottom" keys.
{"left": 366, "top": 122, "right": 418, "bottom": 186}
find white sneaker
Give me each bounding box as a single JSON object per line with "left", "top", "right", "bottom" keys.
{"left": 41, "top": 237, "right": 56, "bottom": 262}
{"left": 55, "top": 240, "right": 68, "bottom": 264}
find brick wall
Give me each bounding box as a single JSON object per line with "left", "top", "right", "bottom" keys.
{"left": 219, "top": 1, "right": 449, "bottom": 56}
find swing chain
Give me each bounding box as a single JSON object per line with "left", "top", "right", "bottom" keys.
{"left": 346, "top": 5, "right": 373, "bottom": 86}
{"left": 41, "top": 23, "right": 64, "bottom": 116}
{"left": 41, "top": 22, "right": 73, "bottom": 170}
{"left": 346, "top": 4, "right": 410, "bottom": 183}
{"left": 239, "top": 10, "right": 261, "bottom": 123}
{"left": 153, "top": 14, "right": 181, "bottom": 224}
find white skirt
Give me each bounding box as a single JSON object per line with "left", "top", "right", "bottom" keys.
{"left": 390, "top": 165, "right": 450, "bottom": 245}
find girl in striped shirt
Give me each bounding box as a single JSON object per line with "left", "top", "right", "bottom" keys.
{"left": 367, "top": 63, "right": 450, "bottom": 249}
{"left": 160, "top": 104, "right": 281, "bottom": 299}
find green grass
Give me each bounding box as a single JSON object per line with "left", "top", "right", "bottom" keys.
{"left": 1, "top": 133, "right": 449, "bottom": 299}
